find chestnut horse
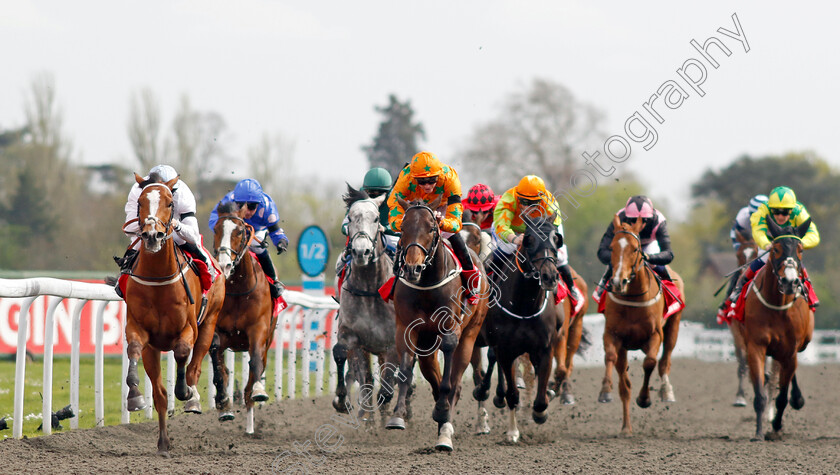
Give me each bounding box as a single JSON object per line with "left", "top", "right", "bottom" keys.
{"left": 551, "top": 267, "right": 590, "bottom": 405}
{"left": 598, "top": 215, "right": 684, "bottom": 436}
{"left": 210, "top": 202, "right": 277, "bottom": 433}
{"left": 386, "top": 197, "right": 490, "bottom": 451}
{"left": 123, "top": 175, "right": 225, "bottom": 455}
{"left": 738, "top": 218, "right": 813, "bottom": 441}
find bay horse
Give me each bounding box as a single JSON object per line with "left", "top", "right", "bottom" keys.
{"left": 598, "top": 215, "right": 684, "bottom": 436}
{"left": 123, "top": 174, "right": 225, "bottom": 455}
{"left": 477, "top": 215, "right": 564, "bottom": 443}
{"left": 209, "top": 201, "right": 277, "bottom": 433}
{"left": 738, "top": 217, "right": 813, "bottom": 441}
{"left": 386, "top": 197, "right": 490, "bottom": 451}
{"left": 728, "top": 229, "right": 763, "bottom": 407}
{"left": 332, "top": 186, "right": 399, "bottom": 426}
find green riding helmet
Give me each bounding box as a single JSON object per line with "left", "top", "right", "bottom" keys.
{"left": 362, "top": 167, "right": 392, "bottom": 193}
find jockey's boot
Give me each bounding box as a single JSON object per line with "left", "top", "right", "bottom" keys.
{"left": 450, "top": 232, "right": 480, "bottom": 306}
{"left": 256, "top": 251, "right": 285, "bottom": 299}
{"left": 557, "top": 264, "right": 582, "bottom": 304}
{"left": 729, "top": 266, "right": 756, "bottom": 304}
{"left": 652, "top": 265, "right": 671, "bottom": 281}
{"left": 592, "top": 266, "right": 613, "bottom": 302}
{"left": 179, "top": 241, "right": 217, "bottom": 286}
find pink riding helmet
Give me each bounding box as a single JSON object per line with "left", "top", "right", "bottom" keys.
{"left": 624, "top": 195, "right": 654, "bottom": 219}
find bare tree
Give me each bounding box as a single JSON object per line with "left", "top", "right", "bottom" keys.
{"left": 126, "top": 87, "right": 161, "bottom": 172}
{"left": 169, "top": 94, "right": 230, "bottom": 191}
{"left": 248, "top": 131, "right": 296, "bottom": 198}
{"left": 460, "top": 78, "right": 605, "bottom": 191}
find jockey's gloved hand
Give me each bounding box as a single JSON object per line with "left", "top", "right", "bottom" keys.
{"left": 171, "top": 218, "right": 182, "bottom": 233}
{"left": 641, "top": 251, "right": 649, "bottom": 261}
{"left": 276, "top": 238, "right": 289, "bottom": 255}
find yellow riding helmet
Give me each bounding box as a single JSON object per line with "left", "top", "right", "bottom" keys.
{"left": 409, "top": 151, "right": 443, "bottom": 178}
{"left": 515, "top": 175, "right": 547, "bottom": 199}
{"left": 767, "top": 186, "right": 797, "bottom": 209}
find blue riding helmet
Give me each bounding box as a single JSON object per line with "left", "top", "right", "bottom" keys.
{"left": 148, "top": 164, "right": 178, "bottom": 182}
{"left": 233, "top": 178, "right": 263, "bottom": 203}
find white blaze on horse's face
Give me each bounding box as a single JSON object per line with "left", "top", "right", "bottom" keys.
{"left": 218, "top": 220, "right": 238, "bottom": 278}
{"left": 348, "top": 200, "right": 380, "bottom": 266}
{"left": 140, "top": 188, "right": 166, "bottom": 253}
{"left": 742, "top": 247, "right": 755, "bottom": 261}
{"left": 612, "top": 237, "right": 631, "bottom": 293}
{"left": 783, "top": 257, "right": 799, "bottom": 284}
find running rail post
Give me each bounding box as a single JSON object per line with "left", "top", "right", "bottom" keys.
{"left": 94, "top": 300, "right": 107, "bottom": 428}
{"left": 69, "top": 299, "right": 87, "bottom": 430}
{"left": 42, "top": 296, "right": 63, "bottom": 436}
{"left": 12, "top": 296, "right": 37, "bottom": 439}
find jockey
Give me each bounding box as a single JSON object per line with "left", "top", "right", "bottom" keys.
{"left": 491, "top": 175, "right": 582, "bottom": 304}
{"left": 725, "top": 186, "right": 820, "bottom": 309}
{"left": 208, "top": 178, "right": 288, "bottom": 299}
{"left": 463, "top": 183, "right": 498, "bottom": 231}
{"left": 730, "top": 194, "right": 768, "bottom": 249}
{"left": 386, "top": 151, "right": 482, "bottom": 305}
{"left": 115, "top": 164, "right": 217, "bottom": 297}
{"left": 593, "top": 195, "right": 674, "bottom": 301}
{"left": 336, "top": 167, "right": 399, "bottom": 286}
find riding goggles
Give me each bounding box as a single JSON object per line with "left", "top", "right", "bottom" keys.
{"left": 517, "top": 197, "right": 542, "bottom": 207}
{"left": 415, "top": 176, "right": 438, "bottom": 186}
{"left": 771, "top": 208, "right": 791, "bottom": 216}
{"left": 236, "top": 201, "right": 259, "bottom": 211}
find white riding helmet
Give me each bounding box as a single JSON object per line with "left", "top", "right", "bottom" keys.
{"left": 148, "top": 164, "right": 178, "bottom": 182}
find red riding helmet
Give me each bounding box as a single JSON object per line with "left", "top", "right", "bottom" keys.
{"left": 464, "top": 183, "right": 496, "bottom": 212}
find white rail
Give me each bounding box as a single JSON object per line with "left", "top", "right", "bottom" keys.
{"left": 0, "top": 277, "right": 337, "bottom": 439}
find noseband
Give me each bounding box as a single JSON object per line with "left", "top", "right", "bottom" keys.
{"left": 516, "top": 241, "right": 557, "bottom": 285}
{"left": 396, "top": 204, "right": 440, "bottom": 276}
{"left": 615, "top": 229, "right": 645, "bottom": 282}
{"left": 135, "top": 183, "right": 176, "bottom": 242}
{"left": 214, "top": 216, "right": 254, "bottom": 268}
{"left": 767, "top": 235, "right": 804, "bottom": 297}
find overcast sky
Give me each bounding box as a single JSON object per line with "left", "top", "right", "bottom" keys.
{"left": 2, "top": 1, "right": 838, "bottom": 219}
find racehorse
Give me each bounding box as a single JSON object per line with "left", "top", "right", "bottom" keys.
{"left": 386, "top": 197, "right": 490, "bottom": 451}
{"left": 332, "top": 186, "right": 399, "bottom": 425}
{"left": 477, "top": 215, "right": 564, "bottom": 443}
{"left": 738, "top": 217, "right": 814, "bottom": 441}
{"left": 598, "top": 215, "right": 684, "bottom": 436}
{"left": 123, "top": 174, "right": 225, "bottom": 455}
{"left": 729, "top": 229, "right": 759, "bottom": 407}
{"left": 209, "top": 202, "right": 277, "bottom": 433}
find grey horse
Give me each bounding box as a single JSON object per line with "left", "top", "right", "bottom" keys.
{"left": 332, "top": 185, "right": 401, "bottom": 425}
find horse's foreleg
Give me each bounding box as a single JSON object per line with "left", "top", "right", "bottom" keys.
{"left": 469, "top": 345, "right": 491, "bottom": 435}
{"left": 599, "top": 333, "right": 618, "bottom": 403}
{"left": 209, "top": 339, "right": 233, "bottom": 420}
{"left": 186, "top": 302, "right": 219, "bottom": 388}
{"left": 790, "top": 374, "right": 805, "bottom": 410}
{"left": 125, "top": 319, "right": 148, "bottom": 411}
{"left": 331, "top": 333, "right": 352, "bottom": 414}
{"left": 356, "top": 351, "right": 375, "bottom": 425}
{"left": 767, "top": 358, "right": 797, "bottom": 440}
{"left": 386, "top": 333, "right": 416, "bottom": 430}
{"left": 731, "top": 324, "right": 748, "bottom": 407}
{"left": 616, "top": 348, "right": 632, "bottom": 436}
{"left": 246, "top": 327, "right": 269, "bottom": 406}
{"left": 561, "top": 312, "right": 583, "bottom": 405}
{"left": 142, "top": 346, "right": 169, "bottom": 456}
{"left": 430, "top": 333, "right": 457, "bottom": 425}
{"left": 636, "top": 331, "right": 661, "bottom": 409}
{"left": 498, "top": 352, "right": 520, "bottom": 443}
{"left": 659, "top": 314, "right": 680, "bottom": 402}
{"left": 746, "top": 343, "right": 768, "bottom": 441}
{"left": 377, "top": 350, "right": 399, "bottom": 426}
{"left": 173, "top": 331, "right": 193, "bottom": 402}
{"left": 530, "top": 347, "right": 552, "bottom": 424}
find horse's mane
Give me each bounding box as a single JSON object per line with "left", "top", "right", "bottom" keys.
{"left": 343, "top": 183, "right": 370, "bottom": 210}
{"left": 217, "top": 201, "right": 238, "bottom": 215}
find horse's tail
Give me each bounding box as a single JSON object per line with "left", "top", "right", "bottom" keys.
{"left": 104, "top": 275, "right": 118, "bottom": 286}
{"left": 576, "top": 326, "right": 592, "bottom": 355}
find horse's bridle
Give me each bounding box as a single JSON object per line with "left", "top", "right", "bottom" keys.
{"left": 614, "top": 229, "right": 646, "bottom": 283}
{"left": 766, "top": 234, "right": 804, "bottom": 297}
{"left": 516, "top": 238, "right": 558, "bottom": 287}
{"left": 214, "top": 216, "right": 254, "bottom": 269}
{"left": 133, "top": 183, "right": 176, "bottom": 242}
{"left": 396, "top": 204, "right": 440, "bottom": 277}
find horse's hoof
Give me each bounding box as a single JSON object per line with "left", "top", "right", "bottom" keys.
{"left": 561, "top": 392, "right": 576, "bottom": 406}
{"left": 218, "top": 411, "right": 235, "bottom": 422}
{"left": 184, "top": 400, "right": 202, "bottom": 414}
{"left": 636, "top": 395, "right": 651, "bottom": 409}
{"left": 515, "top": 377, "right": 526, "bottom": 389}
{"left": 175, "top": 383, "right": 192, "bottom": 402}
{"left": 506, "top": 430, "right": 520, "bottom": 443}
{"left": 435, "top": 422, "right": 454, "bottom": 451}
{"left": 619, "top": 429, "right": 633, "bottom": 438}
{"left": 157, "top": 450, "right": 171, "bottom": 458}
{"left": 251, "top": 382, "right": 269, "bottom": 402}
{"left": 791, "top": 396, "right": 805, "bottom": 410}
{"left": 598, "top": 392, "right": 612, "bottom": 403}
{"left": 385, "top": 417, "right": 405, "bottom": 430}
{"left": 473, "top": 387, "right": 489, "bottom": 402}
{"left": 546, "top": 388, "right": 557, "bottom": 400}
{"left": 532, "top": 409, "right": 548, "bottom": 424}
{"left": 127, "top": 395, "right": 147, "bottom": 412}
{"left": 765, "top": 430, "right": 784, "bottom": 441}
{"left": 333, "top": 397, "right": 349, "bottom": 414}
{"left": 750, "top": 435, "right": 764, "bottom": 442}
{"left": 493, "top": 395, "right": 506, "bottom": 409}
{"left": 733, "top": 396, "right": 747, "bottom": 407}
{"left": 660, "top": 387, "right": 676, "bottom": 403}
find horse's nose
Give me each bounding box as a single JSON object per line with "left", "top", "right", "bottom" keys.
{"left": 405, "top": 264, "right": 422, "bottom": 280}
{"left": 221, "top": 262, "right": 233, "bottom": 278}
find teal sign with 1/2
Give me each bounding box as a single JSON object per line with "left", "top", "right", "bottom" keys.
{"left": 297, "top": 225, "right": 330, "bottom": 277}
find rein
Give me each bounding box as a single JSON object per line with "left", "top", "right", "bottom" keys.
{"left": 396, "top": 203, "right": 462, "bottom": 290}
{"left": 609, "top": 229, "right": 663, "bottom": 305}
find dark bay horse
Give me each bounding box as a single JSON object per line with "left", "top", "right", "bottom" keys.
{"left": 210, "top": 202, "right": 277, "bottom": 433}
{"left": 739, "top": 218, "right": 814, "bottom": 441}
{"left": 598, "top": 215, "right": 684, "bottom": 436}
{"left": 123, "top": 174, "right": 225, "bottom": 455}
{"left": 386, "top": 197, "right": 489, "bottom": 451}
{"left": 332, "top": 186, "right": 398, "bottom": 425}
{"left": 477, "top": 216, "right": 563, "bottom": 443}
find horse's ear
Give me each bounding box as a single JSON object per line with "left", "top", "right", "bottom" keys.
{"left": 134, "top": 172, "right": 144, "bottom": 184}
{"left": 612, "top": 214, "right": 621, "bottom": 231}
{"left": 397, "top": 196, "right": 410, "bottom": 210}
{"left": 428, "top": 194, "right": 443, "bottom": 210}
{"left": 796, "top": 218, "right": 812, "bottom": 239}
{"left": 165, "top": 175, "right": 179, "bottom": 190}
{"left": 372, "top": 193, "right": 387, "bottom": 207}
{"left": 632, "top": 217, "right": 644, "bottom": 232}
{"left": 765, "top": 214, "right": 783, "bottom": 238}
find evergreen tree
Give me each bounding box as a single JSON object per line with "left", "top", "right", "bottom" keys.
{"left": 362, "top": 94, "right": 425, "bottom": 177}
